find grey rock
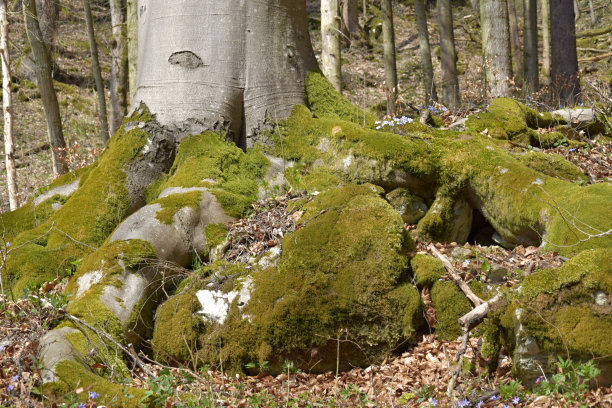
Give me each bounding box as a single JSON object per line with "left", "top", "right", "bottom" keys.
{"left": 39, "top": 327, "right": 80, "bottom": 383}
{"left": 487, "top": 264, "right": 508, "bottom": 283}
{"left": 594, "top": 290, "right": 609, "bottom": 306}
{"left": 451, "top": 246, "right": 474, "bottom": 259}
{"left": 386, "top": 188, "right": 428, "bottom": 224}
{"left": 33, "top": 178, "right": 80, "bottom": 206}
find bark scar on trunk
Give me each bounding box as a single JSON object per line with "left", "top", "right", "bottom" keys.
{"left": 168, "top": 50, "right": 205, "bottom": 69}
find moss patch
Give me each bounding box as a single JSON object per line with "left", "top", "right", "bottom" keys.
{"left": 411, "top": 254, "right": 445, "bottom": 289}
{"left": 516, "top": 151, "right": 588, "bottom": 182}
{"left": 430, "top": 281, "right": 472, "bottom": 340}
{"left": 148, "top": 132, "right": 269, "bottom": 218}
{"left": 151, "top": 191, "right": 203, "bottom": 225}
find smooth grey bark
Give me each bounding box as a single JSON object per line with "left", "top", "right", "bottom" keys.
{"left": 550, "top": 0, "right": 580, "bottom": 104}
{"left": 342, "top": 0, "right": 359, "bottom": 35}
{"left": 83, "top": 0, "right": 109, "bottom": 144}
{"left": 321, "top": 0, "right": 342, "bottom": 93}
{"left": 1, "top": 0, "right": 17, "bottom": 210}
{"left": 133, "top": 0, "right": 318, "bottom": 148}
{"left": 381, "top": 0, "right": 398, "bottom": 115}
{"left": 109, "top": 0, "right": 128, "bottom": 135}
{"left": 480, "top": 0, "right": 513, "bottom": 97}
{"left": 523, "top": 0, "right": 538, "bottom": 93}
{"left": 22, "top": 0, "right": 67, "bottom": 176}
{"left": 414, "top": 0, "right": 438, "bottom": 105}
{"left": 588, "top": 0, "right": 596, "bottom": 26}
{"left": 541, "top": 0, "right": 551, "bottom": 79}
{"left": 438, "top": 0, "right": 460, "bottom": 109}
{"left": 126, "top": 0, "right": 136, "bottom": 105}
{"left": 15, "top": 0, "right": 58, "bottom": 82}
{"left": 507, "top": 0, "right": 522, "bottom": 86}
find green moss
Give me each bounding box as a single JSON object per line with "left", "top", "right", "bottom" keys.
{"left": 304, "top": 71, "right": 376, "bottom": 127}
{"left": 151, "top": 191, "right": 203, "bottom": 225}
{"left": 151, "top": 131, "right": 269, "bottom": 218}
{"left": 46, "top": 360, "right": 146, "bottom": 407}
{"left": 411, "top": 254, "right": 445, "bottom": 288}
{"left": 205, "top": 223, "right": 228, "bottom": 251}
{"left": 430, "top": 281, "right": 472, "bottom": 340}
{"left": 243, "top": 185, "right": 421, "bottom": 371}
{"left": 517, "top": 151, "right": 587, "bottom": 182}
{"left": 152, "top": 291, "right": 203, "bottom": 365}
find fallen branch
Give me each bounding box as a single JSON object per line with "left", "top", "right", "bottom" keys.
{"left": 578, "top": 52, "right": 612, "bottom": 62}
{"left": 576, "top": 25, "right": 612, "bottom": 38}
{"left": 458, "top": 294, "right": 502, "bottom": 331}
{"left": 428, "top": 243, "right": 483, "bottom": 307}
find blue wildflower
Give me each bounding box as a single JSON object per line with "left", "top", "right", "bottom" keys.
{"left": 490, "top": 395, "right": 499, "bottom": 400}
{"left": 78, "top": 403, "right": 86, "bottom": 408}
{"left": 441, "top": 107, "right": 448, "bottom": 112}
{"left": 569, "top": 147, "right": 578, "bottom": 152}
{"left": 476, "top": 402, "right": 484, "bottom": 408}
{"left": 11, "top": 375, "right": 18, "bottom": 381}
{"left": 89, "top": 391, "right": 99, "bottom": 400}
{"left": 462, "top": 259, "right": 470, "bottom": 268}
{"left": 0, "top": 346, "right": 5, "bottom": 352}
{"left": 512, "top": 396, "right": 520, "bottom": 405}
{"left": 431, "top": 397, "right": 438, "bottom": 406}
{"left": 7, "top": 384, "right": 14, "bottom": 392}
{"left": 457, "top": 399, "right": 470, "bottom": 407}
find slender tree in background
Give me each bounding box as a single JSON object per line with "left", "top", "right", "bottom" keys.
{"left": 438, "top": 0, "right": 460, "bottom": 109}
{"left": 480, "top": 0, "right": 513, "bottom": 97}
{"left": 541, "top": 0, "right": 551, "bottom": 79}
{"left": 550, "top": 0, "right": 580, "bottom": 104}
{"left": 381, "top": 0, "right": 398, "bottom": 115}
{"left": 587, "top": 0, "right": 596, "bottom": 26}
{"left": 126, "top": 0, "right": 137, "bottom": 104}
{"left": 109, "top": 0, "right": 128, "bottom": 135}
{"left": 523, "top": 0, "right": 538, "bottom": 92}
{"left": 342, "top": 0, "right": 359, "bottom": 36}
{"left": 507, "top": 0, "right": 522, "bottom": 86}
{"left": 15, "top": 0, "right": 59, "bottom": 81}
{"left": 321, "top": 0, "right": 342, "bottom": 93}
{"left": 414, "top": 0, "right": 437, "bottom": 106}
{"left": 83, "top": 0, "right": 109, "bottom": 144}
{"left": 22, "top": 0, "right": 67, "bottom": 176}
{"left": 1, "top": 0, "right": 18, "bottom": 210}
{"left": 470, "top": 0, "right": 480, "bottom": 14}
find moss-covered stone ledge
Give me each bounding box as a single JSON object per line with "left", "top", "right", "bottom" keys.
{"left": 485, "top": 249, "right": 612, "bottom": 387}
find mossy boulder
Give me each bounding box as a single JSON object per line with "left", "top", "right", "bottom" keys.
{"left": 152, "top": 185, "right": 424, "bottom": 374}
{"left": 430, "top": 281, "right": 472, "bottom": 340}
{"left": 386, "top": 188, "right": 429, "bottom": 224}
{"left": 497, "top": 249, "right": 612, "bottom": 386}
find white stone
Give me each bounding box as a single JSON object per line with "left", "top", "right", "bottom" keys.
{"left": 75, "top": 270, "right": 103, "bottom": 298}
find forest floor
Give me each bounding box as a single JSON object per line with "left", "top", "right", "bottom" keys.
{"left": 1, "top": 0, "right": 612, "bottom": 407}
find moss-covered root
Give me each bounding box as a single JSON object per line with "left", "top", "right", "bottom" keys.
{"left": 5, "top": 106, "right": 174, "bottom": 295}
{"left": 499, "top": 248, "right": 612, "bottom": 386}
{"left": 38, "top": 240, "right": 158, "bottom": 406}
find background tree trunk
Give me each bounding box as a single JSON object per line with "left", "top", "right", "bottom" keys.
{"left": 471, "top": 0, "right": 480, "bottom": 14}
{"left": 126, "top": 0, "right": 137, "bottom": 105}
{"left": 587, "top": 0, "right": 596, "bottom": 26}
{"left": 507, "top": 0, "right": 522, "bottom": 86}
{"left": 342, "top": 0, "right": 359, "bottom": 36}
{"left": 133, "top": 0, "right": 318, "bottom": 148}
{"left": 414, "top": 0, "right": 437, "bottom": 106}
{"left": 541, "top": 0, "right": 550, "bottom": 80}
{"left": 83, "top": 0, "right": 109, "bottom": 144}
{"left": 480, "top": 0, "right": 513, "bottom": 97}
{"left": 381, "top": 0, "right": 397, "bottom": 115}
{"left": 109, "top": 0, "right": 128, "bottom": 135}
{"left": 1, "top": 0, "right": 18, "bottom": 210}
{"left": 438, "top": 0, "right": 460, "bottom": 109}
{"left": 550, "top": 0, "right": 580, "bottom": 104}
{"left": 15, "top": 0, "right": 58, "bottom": 82}
{"left": 22, "top": 0, "right": 67, "bottom": 176}
{"left": 523, "top": 0, "right": 538, "bottom": 92}
{"left": 321, "top": 0, "right": 342, "bottom": 93}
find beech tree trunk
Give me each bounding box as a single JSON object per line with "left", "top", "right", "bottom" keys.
{"left": 109, "top": 0, "right": 128, "bottom": 135}
{"left": 550, "top": 0, "right": 580, "bottom": 104}
{"left": 414, "top": 0, "right": 438, "bottom": 106}
{"left": 126, "top": 0, "right": 137, "bottom": 104}
{"left": 1, "top": 0, "right": 18, "bottom": 210}
{"left": 83, "top": 0, "right": 109, "bottom": 144}
{"left": 22, "top": 0, "right": 67, "bottom": 176}
{"left": 342, "top": 0, "right": 359, "bottom": 36}
{"left": 438, "top": 0, "right": 460, "bottom": 109}
{"left": 381, "top": 0, "right": 398, "bottom": 115}
{"left": 523, "top": 0, "right": 538, "bottom": 92}
{"left": 507, "top": 0, "right": 522, "bottom": 86}
{"left": 541, "top": 0, "right": 551, "bottom": 79}
{"left": 133, "top": 0, "right": 318, "bottom": 148}
{"left": 321, "top": 0, "right": 342, "bottom": 94}
{"left": 588, "top": 0, "right": 596, "bottom": 26}
{"left": 481, "top": 0, "right": 513, "bottom": 97}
